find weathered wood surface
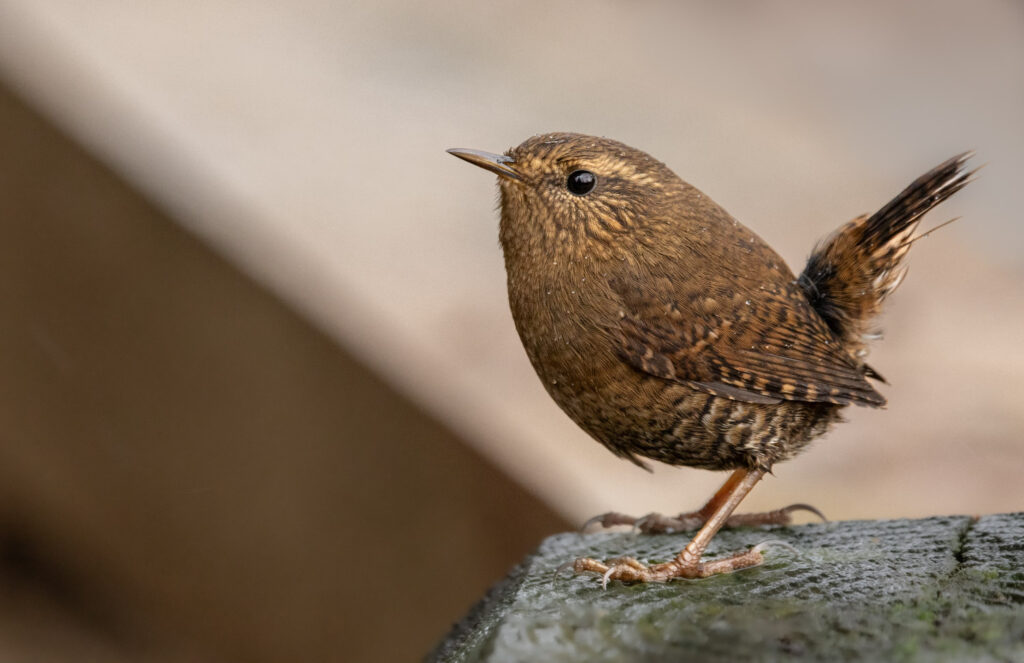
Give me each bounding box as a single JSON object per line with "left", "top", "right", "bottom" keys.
{"left": 430, "top": 513, "right": 1024, "bottom": 662}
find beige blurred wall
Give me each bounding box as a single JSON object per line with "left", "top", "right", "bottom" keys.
{"left": 0, "top": 1, "right": 1018, "bottom": 530}
{"left": 0, "top": 83, "right": 567, "bottom": 663}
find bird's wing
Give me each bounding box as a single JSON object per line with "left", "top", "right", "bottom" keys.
{"left": 610, "top": 275, "right": 886, "bottom": 407}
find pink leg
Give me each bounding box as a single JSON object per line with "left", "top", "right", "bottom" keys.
{"left": 574, "top": 468, "right": 787, "bottom": 585}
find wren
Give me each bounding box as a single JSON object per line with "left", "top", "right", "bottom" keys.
{"left": 448, "top": 134, "right": 972, "bottom": 585}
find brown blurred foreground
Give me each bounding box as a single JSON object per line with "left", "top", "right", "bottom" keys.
{"left": 0, "top": 84, "right": 567, "bottom": 662}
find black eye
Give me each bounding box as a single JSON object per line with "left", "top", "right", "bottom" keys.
{"left": 566, "top": 170, "right": 596, "bottom": 196}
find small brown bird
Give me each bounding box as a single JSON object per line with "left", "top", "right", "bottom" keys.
{"left": 448, "top": 134, "right": 972, "bottom": 585}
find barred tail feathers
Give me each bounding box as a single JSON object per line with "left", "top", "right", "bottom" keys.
{"left": 799, "top": 153, "right": 974, "bottom": 358}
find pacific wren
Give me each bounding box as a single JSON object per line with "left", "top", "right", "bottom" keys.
{"left": 448, "top": 134, "right": 972, "bottom": 584}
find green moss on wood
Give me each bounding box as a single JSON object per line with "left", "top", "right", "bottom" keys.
{"left": 430, "top": 513, "right": 1024, "bottom": 662}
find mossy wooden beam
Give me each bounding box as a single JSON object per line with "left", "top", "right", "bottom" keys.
{"left": 430, "top": 513, "right": 1024, "bottom": 662}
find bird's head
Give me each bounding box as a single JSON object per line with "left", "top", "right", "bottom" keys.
{"left": 449, "top": 132, "right": 685, "bottom": 263}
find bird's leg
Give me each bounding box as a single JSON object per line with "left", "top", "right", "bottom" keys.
{"left": 582, "top": 468, "right": 825, "bottom": 534}
{"left": 573, "top": 468, "right": 780, "bottom": 585}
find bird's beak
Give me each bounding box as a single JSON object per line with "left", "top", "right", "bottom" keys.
{"left": 446, "top": 148, "right": 522, "bottom": 181}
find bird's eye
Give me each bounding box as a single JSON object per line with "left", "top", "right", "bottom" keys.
{"left": 566, "top": 170, "right": 597, "bottom": 196}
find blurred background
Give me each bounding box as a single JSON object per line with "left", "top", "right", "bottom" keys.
{"left": 0, "top": 1, "right": 1021, "bottom": 661}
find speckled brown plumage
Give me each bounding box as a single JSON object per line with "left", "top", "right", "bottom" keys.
{"left": 448, "top": 134, "right": 973, "bottom": 584}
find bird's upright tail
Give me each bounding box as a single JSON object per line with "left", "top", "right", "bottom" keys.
{"left": 798, "top": 153, "right": 975, "bottom": 360}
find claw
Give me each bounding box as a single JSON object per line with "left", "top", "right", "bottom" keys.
{"left": 782, "top": 503, "right": 828, "bottom": 524}
{"left": 751, "top": 539, "right": 800, "bottom": 557}
{"left": 580, "top": 511, "right": 638, "bottom": 532}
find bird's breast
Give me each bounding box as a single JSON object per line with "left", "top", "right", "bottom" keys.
{"left": 504, "top": 259, "right": 628, "bottom": 409}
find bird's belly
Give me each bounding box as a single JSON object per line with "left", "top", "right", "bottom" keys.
{"left": 537, "top": 351, "right": 841, "bottom": 471}
{"left": 510, "top": 289, "right": 841, "bottom": 471}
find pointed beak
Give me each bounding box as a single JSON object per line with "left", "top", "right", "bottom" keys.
{"left": 446, "top": 148, "right": 522, "bottom": 181}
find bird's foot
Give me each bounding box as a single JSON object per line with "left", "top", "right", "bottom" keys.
{"left": 581, "top": 511, "right": 704, "bottom": 533}
{"left": 582, "top": 503, "right": 825, "bottom": 534}
{"left": 571, "top": 542, "right": 781, "bottom": 587}
{"left": 721, "top": 503, "right": 827, "bottom": 528}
